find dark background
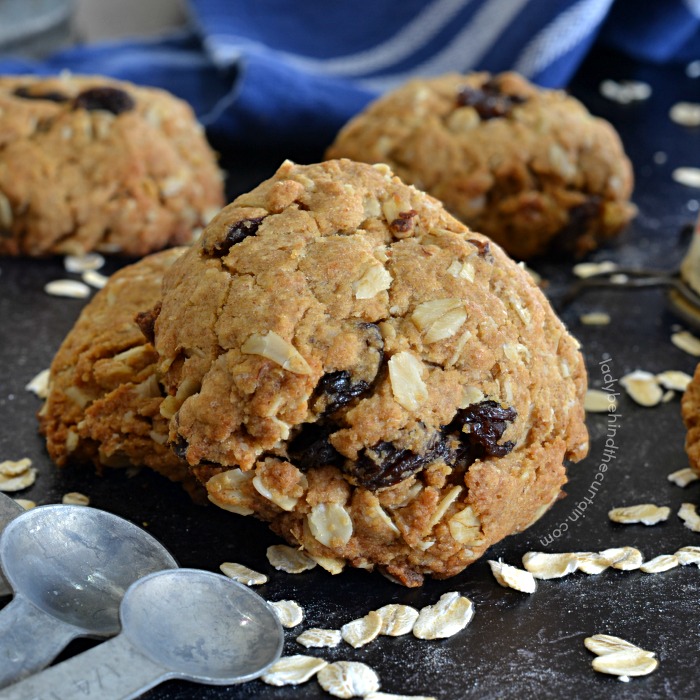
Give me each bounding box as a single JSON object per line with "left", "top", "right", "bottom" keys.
{"left": 1, "top": 48, "right": 700, "bottom": 699}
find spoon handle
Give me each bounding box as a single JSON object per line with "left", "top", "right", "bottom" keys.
{"left": 2, "top": 634, "right": 167, "bottom": 700}
{"left": 0, "top": 596, "right": 80, "bottom": 689}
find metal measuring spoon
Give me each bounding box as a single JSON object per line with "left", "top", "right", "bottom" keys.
{"left": 0, "top": 494, "right": 24, "bottom": 597}
{"left": 4, "top": 569, "right": 284, "bottom": 700}
{"left": 0, "top": 504, "right": 178, "bottom": 688}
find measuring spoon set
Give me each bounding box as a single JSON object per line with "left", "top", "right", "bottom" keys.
{"left": 0, "top": 493, "right": 283, "bottom": 699}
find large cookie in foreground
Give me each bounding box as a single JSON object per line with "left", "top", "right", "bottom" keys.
{"left": 39, "top": 248, "right": 201, "bottom": 498}
{"left": 0, "top": 74, "right": 224, "bottom": 256}
{"left": 153, "top": 159, "right": 588, "bottom": 585}
{"left": 326, "top": 72, "right": 636, "bottom": 260}
{"left": 681, "top": 363, "right": 700, "bottom": 477}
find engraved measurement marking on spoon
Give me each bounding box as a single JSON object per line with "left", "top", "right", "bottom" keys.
{"left": 26, "top": 663, "right": 122, "bottom": 699}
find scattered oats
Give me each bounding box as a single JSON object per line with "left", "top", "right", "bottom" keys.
{"left": 81, "top": 269, "right": 109, "bottom": 289}
{"left": 25, "top": 368, "right": 50, "bottom": 398}
{"left": 307, "top": 503, "right": 353, "bottom": 548}
{"left": 261, "top": 655, "right": 328, "bottom": 686}
{"left": 671, "top": 330, "right": 700, "bottom": 356}
{"left": 269, "top": 600, "right": 304, "bottom": 628}
{"left": 656, "top": 370, "right": 692, "bottom": 392}
{"left": 44, "top": 279, "right": 91, "bottom": 299}
{"left": 592, "top": 650, "right": 658, "bottom": 680}
{"left": 667, "top": 468, "right": 699, "bottom": 487}
{"left": 610, "top": 274, "right": 629, "bottom": 284}
{"left": 388, "top": 351, "right": 428, "bottom": 411}
{"left": 670, "top": 102, "right": 700, "bottom": 127}
{"left": 64, "top": 252, "right": 105, "bottom": 273}
{"left": 640, "top": 554, "right": 679, "bottom": 573}
{"left": 572, "top": 261, "right": 617, "bottom": 278}
{"left": 580, "top": 311, "right": 610, "bottom": 325}
{"left": 266, "top": 544, "right": 317, "bottom": 573}
{"left": 317, "top": 661, "right": 380, "bottom": 699}
{"left": 600, "top": 546, "right": 644, "bottom": 571}
{"left": 488, "top": 560, "right": 537, "bottom": 593}
{"left": 366, "top": 694, "right": 436, "bottom": 700}
{"left": 375, "top": 604, "right": 420, "bottom": 636}
{"left": 620, "top": 370, "right": 663, "bottom": 407}
{"left": 412, "top": 592, "right": 474, "bottom": 640}
{"left": 675, "top": 546, "right": 700, "bottom": 566}
{"left": 13, "top": 499, "right": 35, "bottom": 510}
{"left": 241, "top": 331, "right": 312, "bottom": 375}
{"left": 687, "top": 60, "right": 700, "bottom": 79}
{"left": 599, "top": 79, "right": 652, "bottom": 103}
{"left": 574, "top": 552, "right": 610, "bottom": 575}
{"left": 608, "top": 503, "right": 671, "bottom": 526}
{"left": 62, "top": 491, "right": 90, "bottom": 506}
{"left": 678, "top": 502, "right": 700, "bottom": 532}
{"left": 584, "top": 634, "right": 647, "bottom": 656}
{"left": 584, "top": 389, "right": 615, "bottom": 413}
{"left": 296, "top": 628, "right": 342, "bottom": 649}
{"left": 219, "top": 562, "right": 268, "bottom": 586}
{"left": 341, "top": 610, "right": 382, "bottom": 648}
{"left": 522, "top": 552, "right": 578, "bottom": 579}
{"left": 673, "top": 167, "right": 700, "bottom": 188}
{"left": 662, "top": 389, "right": 675, "bottom": 403}
{"left": 653, "top": 151, "right": 668, "bottom": 165}
{"left": 0, "top": 459, "right": 37, "bottom": 492}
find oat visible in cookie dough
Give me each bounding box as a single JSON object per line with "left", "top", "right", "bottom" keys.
{"left": 0, "top": 74, "right": 224, "bottom": 256}
{"left": 326, "top": 72, "right": 636, "bottom": 260}
{"left": 39, "top": 248, "right": 202, "bottom": 498}
{"left": 153, "top": 159, "right": 588, "bottom": 586}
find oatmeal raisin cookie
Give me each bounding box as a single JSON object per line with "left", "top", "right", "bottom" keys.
{"left": 0, "top": 74, "right": 224, "bottom": 256}
{"left": 326, "top": 72, "right": 636, "bottom": 260}
{"left": 682, "top": 363, "right": 700, "bottom": 477}
{"left": 152, "top": 158, "right": 588, "bottom": 585}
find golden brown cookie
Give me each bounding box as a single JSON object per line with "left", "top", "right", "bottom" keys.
{"left": 326, "top": 72, "right": 636, "bottom": 260}
{"left": 681, "top": 363, "right": 700, "bottom": 477}
{"left": 0, "top": 74, "right": 224, "bottom": 256}
{"left": 39, "top": 247, "right": 202, "bottom": 498}
{"left": 152, "top": 159, "right": 588, "bottom": 585}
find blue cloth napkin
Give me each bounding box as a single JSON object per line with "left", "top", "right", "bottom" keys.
{"left": 0, "top": 0, "right": 698, "bottom": 153}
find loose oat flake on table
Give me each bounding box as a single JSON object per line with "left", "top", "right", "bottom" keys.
{"left": 585, "top": 634, "right": 658, "bottom": 682}
{"left": 366, "top": 694, "right": 436, "bottom": 700}
{"left": 61, "top": 491, "right": 90, "bottom": 506}
{"left": 639, "top": 554, "right": 679, "bottom": 573}
{"left": 584, "top": 389, "right": 616, "bottom": 413}
{"left": 412, "top": 591, "right": 474, "bottom": 640}
{"left": 599, "top": 546, "right": 644, "bottom": 571}
{"left": 266, "top": 544, "right": 317, "bottom": 573}
{"left": 572, "top": 261, "right": 618, "bottom": 278}
{"left": 0, "top": 458, "right": 37, "bottom": 492}
{"left": 64, "top": 253, "right": 105, "bottom": 273}
{"left": 13, "top": 499, "right": 35, "bottom": 510}
{"left": 341, "top": 610, "right": 383, "bottom": 648}
{"left": 608, "top": 503, "right": 671, "bottom": 525}
{"left": 672, "top": 167, "right": 700, "bottom": 188}
{"left": 667, "top": 467, "right": 700, "bottom": 487}
{"left": 670, "top": 102, "right": 700, "bottom": 127}
{"left": 261, "top": 655, "right": 328, "bottom": 687}
{"left": 219, "top": 562, "right": 268, "bottom": 586}
{"left": 488, "top": 559, "right": 537, "bottom": 593}
{"left": 676, "top": 546, "right": 700, "bottom": 565}
{"left": 317, "top": 661, "right": 381, "bottom": 699}
{"left": 579, "top": 311, "right": 611, "bottom": 325}
{"left": 573, "top": 552, "right": 611, "bottom": 575}
{"left": 677, "top": 502, "right": 700, "bottom": 532}
{"left": 44, "top": 279, "right": 91, "bottom": 299}
{"left": 521, "top": 551, "right": 578, "bottom": 579}
{"left": 655, "top": 370, "right": 692, "bottom": 392}
{"left": 268, "top": 600, "right": 304, "bottom": 628}
{"left": 296, "top": 628, "right": 342, "bottom": 649}
{"left": 81, "top": 269, "right": 109, "bottom": 289}
{"left": 671, "top": 330, "right": 700, "bottom": 356}
{"left": 619, "top": 370, "right": 663, "bottom": 407}
{"left": 375, "top": 604, "right": 419, "bottom": 636}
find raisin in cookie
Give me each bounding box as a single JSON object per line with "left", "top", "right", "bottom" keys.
{"left": 326, "top": 72, "right": 636, "bottom": 260}
{"left": 0, "top": 74, "right": 224, "bottom": 256}
{"left": 152, "top": 159, "right": 588, "bottom": 585}
{"left": 39, "top": 247, "right": 202, "bottom": 498}
{"left": 681, "top": 363, "right": 700, "bottom": 477}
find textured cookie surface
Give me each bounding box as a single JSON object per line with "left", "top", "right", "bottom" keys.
{"left": 154, "top": 159, "right": 588, "bottom": 585}
{"left": 0, "top": 74, "right": 224, "bottom": 256}
{"left": 682, "top": 363, "right": 700, "bottom": 477}
{"left": 39, "top": 248, "right": 201, "bottom": 497}
{"left": 326, "top": 72, "right": 636, "bottom": 260}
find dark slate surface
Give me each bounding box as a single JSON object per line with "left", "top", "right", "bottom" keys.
{"left": 1, "top": 49, "right": 699, "bottom": 699}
